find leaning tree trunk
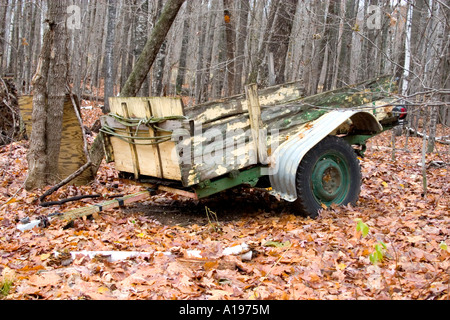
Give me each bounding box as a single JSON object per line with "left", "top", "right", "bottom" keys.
{"left": 120, "top": 0, "right": 186, "bottom": 97}
{"left": 26, "top": 0, "right": 69, "bottom": 190}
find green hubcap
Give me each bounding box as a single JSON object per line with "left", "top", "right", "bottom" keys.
{"left": 311, "top": 153, "right": 350, "bottom": 206}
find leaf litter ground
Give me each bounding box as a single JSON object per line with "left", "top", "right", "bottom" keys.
{"left": 0, "top": 110, "right": 449, "bottom": 300}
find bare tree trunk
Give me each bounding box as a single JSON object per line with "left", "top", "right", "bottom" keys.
{"left": 104, "top": 0, "right": 117, "bottom": 113}
{"left": 120, "top": 0, "right": 186, "bottom": 97}
{"left": 119, "top": 0, "right": 134, "bottom": 90}
{"left": 152, "top": 0, "right": 168, "bottom": 97}
{"left": 134, "top": 0, "right": 151, "bottom": 96}
{"left": 26, "top": 26, "right": 51, "bottom": 190}
{"left": 425, "top": 0, "right": 445, "bottom": 153}
{"left": 23, "top": 2, "right": 38, "bottom": 94}
{"left": 305, "top": 0, "right": 329, "bottom": 95}
{"left": 0, "top": 0, "right": 8, "bottom": 70}
{"left": 89, "top": 1, "right": 105, "bottom": 92}
{"left": 223, "top": 0, "right": 236, "bottom": 96}
{"left": 349, "top": 0, "right": 364, "bottom": 84}
{"left": 9, "top": 0, "right": 21, "bottom": 77}
{"left": 72, "top": 0, "right": 89, "bottom": 98}
{"left": 332, "top": 0, "right": 346, "bottom": 89}
{"left": 210, "top": 0, "right": 227, "bottom": 99}
{"left": 234, "top": 0, "right": 249, "bottom": 94}
{"left": 268, "top": 0, "right": 297, "bottom": 85}
{"left": 175, "top": 0, "right": 192, "bottom": 94}
{"left": 196, "top": 0, "right": 218, "bottom": 103}
{"left": 195, "top": 2, "right": 207, "bottom": 103}
{"left": 26, "top": 0, "right": 69, "bottom": 190}
{"left": 247, "top": 0, "right": 280, "bottom": 85}
{"left": 402, "top": 1, "right": 413, "bottom": 96}
{"left": 427, "top": 105, "right": 438, "bottom": 153}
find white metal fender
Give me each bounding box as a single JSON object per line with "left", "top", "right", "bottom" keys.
{"left": 268, "top": 110, "right": 383, "bottom": 202}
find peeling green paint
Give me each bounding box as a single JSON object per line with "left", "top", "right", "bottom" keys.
{"left": 194, "top": 167, "right": 263, "bottom": 199}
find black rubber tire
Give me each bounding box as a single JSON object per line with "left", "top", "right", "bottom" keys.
{"left": 293, "top": 136, "right": 362, "bottom": 218}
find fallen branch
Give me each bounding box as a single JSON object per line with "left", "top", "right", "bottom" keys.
{"left": 57, "top": 250, "right": 152, "bottom": 263}
{"left": 40, "top": 194, "right": 101, "bottom": 207}
{"left": 406, "top": 127, "right": 450, "bottom": 145}
{"left": 39, "top": 161, "right": 92, "bottom": 202}
{"left": 53, "top": 241, "right": 255, "bottom": 264}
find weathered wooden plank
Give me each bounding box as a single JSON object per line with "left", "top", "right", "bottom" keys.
{"left": 246, "top": 84, "right": 266, "bottom": 164}
{"left": 121, "top": 102, "right": 141, "bottom": 179}
{"left": 143, "top": 100, "right": 164, "bottom": 180}
{"left": 174, "top": 115, "right": 258, "bottom": 187}
{"left": 184, "top": 81, "right": 305, "bottom": 124}
{"left": 149, "top": 97, "right": 185, "bottom": 118}
{"left": 58, "top": 190, "right": 152, "bottom": 223}
{"left": 110, "top": 97, "right": 152, "bottom": 118}
{"left": 299, "top": 75, "right": 397, "bottom": 108}
{"left": 148, "top": 98, "right": 184, "bottom": 181}
{"left": 109, "top": 132, "right": 137, "bottom": 174}
{"left": 108, "top": 97, "right": 184, "bottom": 181}
{"left": 18, "top": 96, "right": 33, "bottom": 135}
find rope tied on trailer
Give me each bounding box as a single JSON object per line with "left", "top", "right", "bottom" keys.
{"left": 100, "top": 113, "right": 188, "bottom": 146}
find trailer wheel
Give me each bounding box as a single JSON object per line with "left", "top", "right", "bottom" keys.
{"left": 293, "top": 136, "right": 362, "bottom": 218}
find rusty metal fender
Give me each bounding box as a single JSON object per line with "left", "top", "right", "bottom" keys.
{"left": 268, "top": 110, "right": 382, "bottom": 202}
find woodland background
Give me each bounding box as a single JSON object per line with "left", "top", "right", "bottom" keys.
{"left": 1, "top": 0, "right": 449, "bottom": 147}
{"left": 0, "top": 0, "right": 449, "bottom": 102}
{"left": 0, "top": 0, "right": 449, "bottom": 300}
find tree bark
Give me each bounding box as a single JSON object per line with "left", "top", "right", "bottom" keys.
{"left": 104, "top": 0, "right": 117, "bottom": 113}
{"left": 135, "top": 0, "right": 150, "bottom": 97}
{"left": 223, "top": 0, "right": 236, "bottom": 96}
{"left": 349, "top": 0, "right": 364, "bottom": 85}
{"left": 247, "top": 0, "right": 280, "bottom": 85}
{"left": 332, "top": 0, "right": 346, "bottom": 90}
{"left": 9, "top": 0, "right": 21, "bottom": 76}
{"left": 234, "top": 0, "right": 249, "bottom": 94}
{"left": 26, "top": 0, "right": 69, "bottom": 190}
{"left": 195, "top": 1, "right": 208, "bottom": 103}
{"left": 175, "top": 0, "right": 192, "bottom": 95}
{"left": 268, "top": 0, "right": 297, "bottom": 85}
{"left": 120, "top": 0, "right": 186, "bottom": 97}
{"left": 0, "top": 0, "right": 8, "bottom": 72}
{"left": 210, "top": 0, "right": 227, "bottom": 99}
{"left": 402, "top": 1, "right": 413, "bottom": 96}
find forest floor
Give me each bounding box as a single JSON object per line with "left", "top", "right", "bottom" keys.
{"left": 0, "top": 104, "right": 449, "bottom": 300}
